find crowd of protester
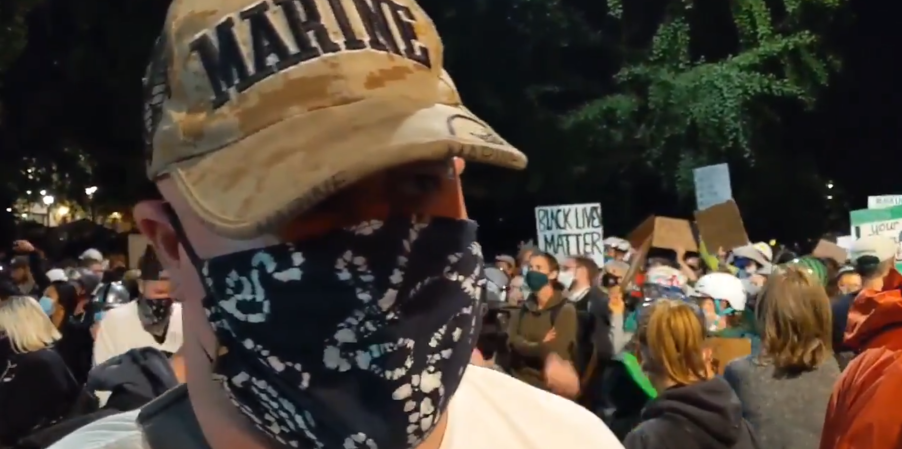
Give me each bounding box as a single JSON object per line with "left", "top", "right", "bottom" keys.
{"left": 477, "top": 235, "right": 899, "bottom": 449}
{"left": 3, "top": 230, "right": 892, "bottom": 449}
{"left": 1, "top": 0, "right": 897, "bottom": 446}
{"left": 1, "top": 242, "right": 183, "bottom": 448}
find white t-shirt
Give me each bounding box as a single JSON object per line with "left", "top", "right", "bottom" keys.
{"left": 93, "top": 301, "right": 184, "bottom": 365}
{"left": 48, "top": 366, "right": 623, "bottom": 449}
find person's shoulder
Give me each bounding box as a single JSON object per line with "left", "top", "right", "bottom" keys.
{"left": 448, "top": 366, "right": 623, "bottom": 449}
{"left": 47, "top": 409, "right": 143, "bottom": 449}
{"left": 840, "top": 346, "right": 902, "bottom": 392}
{"left": 623, "top": 417, "right": 675, "bottom": 449}
{"left": 723, "top": 355, "right": 756, "bottom": 376}
{"left": 103, "top": 301, "right": 138, "bottom": 323}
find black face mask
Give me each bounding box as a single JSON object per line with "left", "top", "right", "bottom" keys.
{"left": 165, "top": 206, "right": 485, "bottom": 449}
{"left": 137, "top": 296, "right": 174, "bottom": 336}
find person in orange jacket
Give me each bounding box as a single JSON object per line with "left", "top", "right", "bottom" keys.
{"left": 820, "top": 235, "right": 902, "bottom": 449}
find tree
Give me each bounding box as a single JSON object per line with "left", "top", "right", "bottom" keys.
{"left": 565, "top": 0, "right": 845, "bottom": 196}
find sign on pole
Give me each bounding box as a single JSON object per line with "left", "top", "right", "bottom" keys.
{"left": 693, "top": 163, "right": 732, "bottom": 211}
{"left": 534, "top": 203, "right": 604, "bottom": 266}
{"left": 868, "top": 195, "right": 902, "bottom": 209}
{"left": 850, "top": 205, "right": 902, "bottom": 271}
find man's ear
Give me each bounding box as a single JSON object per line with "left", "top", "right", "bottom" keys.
{"left": 133, "top": 200, "right": 181, "bottom": 271}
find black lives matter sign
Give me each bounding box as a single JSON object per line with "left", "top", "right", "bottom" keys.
{"left": 535, "top": 203, "right": 604, "bottom": 265}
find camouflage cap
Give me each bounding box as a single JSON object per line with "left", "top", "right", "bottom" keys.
{"left": 143, "top": 0, "right": 527, "bottom": 239}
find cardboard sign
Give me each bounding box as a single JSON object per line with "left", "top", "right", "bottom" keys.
{"left": 621, "top": 237, "right": 652, "bottom": 290}
{"left": 693, "top": 163, "right": 733, "bottom": 211}
{"left": 695, "top": 200, "right": 749, "bottom": 252}
{"left": 627, "top": 216, "right": 697, "bottom": 252}
{"left": 535, "top": 203, "right": 604, "bottom": 266}
{"left": 708, "top": 337, "right": 752, "bottom": 375}
{"left": 812, "top": 239, "right": 849, "bottom": 266}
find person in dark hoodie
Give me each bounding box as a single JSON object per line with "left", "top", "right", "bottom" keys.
{"left": 624, "top": 299, "right": 759, "bottom": 449}
{"left": 561, "top": 256, "right": 612, "bottom": 374}
{"left": 507, "top": 251, "right": 578, "bottom": 393}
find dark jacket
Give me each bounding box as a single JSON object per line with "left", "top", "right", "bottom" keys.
{"left": 12, "top": 348, "right": 178, "bottom": 449}
{"left": 507, "top": 291, "right": 578, "bottom": 390}
{"left": 55, "top": 306, "right": 98, "bottom": 386}
{"left": 86, "top": 347, "right": 179, "bottom": 412}
{"left": 598, "top": 353, "right": 656, "bottom": 440}
{"left": 0, "top": 339, "right": 80, "bottom": 446}
{"left": 831, "top": 292, "right": 856, "bottom": 348}
{"left": 572, "top": 286, "right": 614, "bottom": 368}
{"left": 624, "top": 377, "right": 759, "bottom": 449}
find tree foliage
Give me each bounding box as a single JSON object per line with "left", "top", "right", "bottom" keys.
{"left": 0, "top": 0, "right": 875, "bottom": 245}
{"left": 566, "top": 0, "right": 845, "bottom": 195}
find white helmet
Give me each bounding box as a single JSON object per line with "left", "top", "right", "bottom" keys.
{"left": 603, "top": 237, "right": 631, "bottom": 252}
{"left": 692, "top": 272, "right": 746, "bottom": 311}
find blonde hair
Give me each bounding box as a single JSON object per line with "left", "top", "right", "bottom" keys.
{"left": 0, "top": 296, "right": 62, "bottom": 353}
{"left": 757, "top": 266, "right": 832, "bottom": 372}
{"left": 638, "top": 300, "right": 710, "bottom": 386}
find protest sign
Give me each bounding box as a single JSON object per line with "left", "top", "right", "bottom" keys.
{"left": 621, "top": 237, "right": 651, "bottom": 290}
{"left": 850, "top": 205, "right": 902, "bottom": 271}
{"left": 695, "top": 200, "right": 749, "bottom": 252}
{"left": 535, "top": 203, "right": 603, "bottom": 265}
{"left": 812, "top": 239, "right": 848, "bottom": 266}
{"left": 836, "top": 235, "right": 854, "bottom": 251}
{"left": 628, "top": 216, "right": 697, "bottom": 252}
{"left": 868, "top": 195, "right": 902, "bottom": 209}
{"left": 693, "top": 163, "right": 732, "bottom": 211}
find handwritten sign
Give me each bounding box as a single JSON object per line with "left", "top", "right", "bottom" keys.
{"left": 693, "top": 163, "right": 732, "bottom": 211}
{"left": 535, "top": 203, "right": 604, "bottom": 266}
{"left": 850, "top": 205, "right": 902, "bottom": 271}
{"left": 868, "top": 195, "right": 902, "bottom": 209}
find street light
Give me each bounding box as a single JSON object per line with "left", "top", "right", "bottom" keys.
{"left": 42, "top": 195, "right": 54, "bottom": 206}
{"left": 57, "top": 205, "right": 70, "bottom": 216}
{"left": 826, "top": 182, "right": 834, "bottom": 190}
{"left": 4, "top": 208, "right": 10, "bottom": 212}
{"left": 85, "top": 186, "right": 98, "bottom": 222}
{"left": 39, "top": 189, "right": 46, "bottom": 196}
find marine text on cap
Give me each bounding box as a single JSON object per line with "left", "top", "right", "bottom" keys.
{"left": 189, "top": 0, "right": 433, "bottom": 109}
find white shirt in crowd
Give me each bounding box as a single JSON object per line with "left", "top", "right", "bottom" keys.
{"left": 93, "top": 301, "right": 183, "bottom": 365}
{"left": 47, "top": 365, "right": 624, "bottom": 449}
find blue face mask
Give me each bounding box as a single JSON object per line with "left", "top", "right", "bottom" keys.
{"left": 94, "top": 310, "right": 105, "bottom": 322}
{"left": 521, "top": 265, "right": 528, "bottom": 277}
{"left": 38, "top": 296, "right": 54, "bottom": 315}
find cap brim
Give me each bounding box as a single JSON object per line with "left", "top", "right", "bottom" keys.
{"left": 170, "top": 98, "right": 527, "bottom": 239}
{"left": 732, "top": 247, "right": 768, "bottom": 267}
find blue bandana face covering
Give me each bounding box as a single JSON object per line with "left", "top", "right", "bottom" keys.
{"left": 167, "top": 209, "right": 484, "bottom": 449}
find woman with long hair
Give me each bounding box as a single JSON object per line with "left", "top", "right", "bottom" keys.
{"left": 54, "top": 279, "right": 98, "bottom": 385}
{"left": 624, "top": 299, "right": 758, "bottom": 449}
{"left": 0, "top": 296, "right": 80, "bottom": 446}
{"left": 723, "top": 266, "right": 839, "bottom": 449}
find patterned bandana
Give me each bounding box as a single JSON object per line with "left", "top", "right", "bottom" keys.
{"left": 186, "top": 216, "right": 483, "bottom": 449}
{"left": 136, "top": 296, "right": 174, "bottom": 336}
